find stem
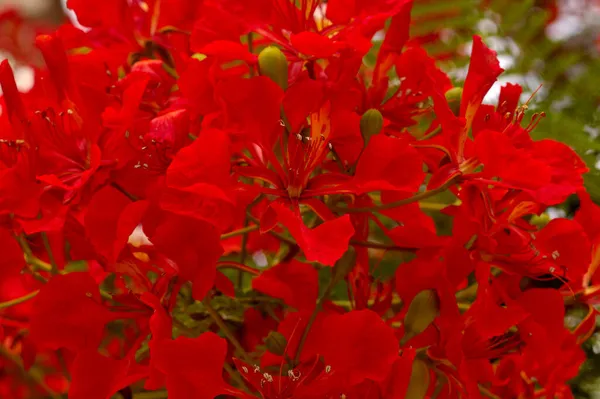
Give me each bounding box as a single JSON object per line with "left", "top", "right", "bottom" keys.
{"left": 335, "top": 178, "right": 457, "bottom": 213}
{"left": 479, "top": 385, "right": 501, "bottom": 399}
{"left": 220, "top": 224, "right": 259, "bottom": 240}
{"left": 419, "top": 200, "right": 459, "bottom": 211}
{"left": 0, "top": 345, "right": 61, "bottom": 399}
{"left": 0, "top": 290, "right": 39, "bottom": 309}
{"left": 203, "top": 299, "right": 253, "bottom": 364}
{"left": 16, "top": 235, "right": 53, "bottom": 273}
{"left": 223, "top": 362, "right": 251, "bottom": 393}
{"left": 111, "top": 182, "right": 139, "bottom": 201}
{"left": 350, "top": 239, "right": 416, "bottom": 252}
{"left": 293, "top": 279, "right": 336, "bottom": 365}
{"left": 247, "top": 214, "right": 297, "bottom": 246}
{"left": 237, "top": 296, "right": 283, "bottom": 304}
{"left": 41, "top": 232, "right": 58, "bottom": 273}
{"left": 419, "top": 127, "right": 441, "bottom": 141}
{"left": 217, "top": 261, "right": 259, "bottom": 276}
{"left": 132, "top": 390, "right": 168, "bottom": 399}
{"left": 237, "top": 217, "right": 251, "bottom": 287}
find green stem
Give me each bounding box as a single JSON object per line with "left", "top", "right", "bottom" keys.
{"left": 41, "top": 232, "right": 58, "bottom": 273}
{"left": 335, "top": 178, "right": 457, "bottom": 213}
{"left": 237, "top": 217, "right": 251, "bottom": 288}
{"left": 247, "top": 214, "right": 297, "bottom": 246}
{"left": 132, "top": 390, "right": 168, "bottom": 399}
{"left": 217, "top": 261, "right": 259, "bottom": 276}
{"left": 223, "top": 362, "right": 251, "bottom": 393}
{"left": 0, "top": 345, "right": 61, "bottom": 399}
{"left": 203, "top": 299, "right": 253, "bottom": 364}
{"left": 419, "top": 127, "right": 441, "bottom": 141}
{"left": 220, "top": 224, "right": 259, "bottom": 240}
{"left": 479, "top": 385, "right": 501, "bottom": 399}
{"left": 350, "top": 239, "right": 416, "bottom": 252}
{"left": 16, "top": 235, "right": 53, "bottom": 273}
{"left": 0, "top": 290, "right": 39, "bottom": 309}
{"left": 293, "top": 279, "right": 336, "bottom": 365}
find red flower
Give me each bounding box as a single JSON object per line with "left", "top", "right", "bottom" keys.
{"left": 252, "top": 260, "right": 319, "bottom": 312}
{"left": 28, "top": 272, "right": 113, "bottom": 351}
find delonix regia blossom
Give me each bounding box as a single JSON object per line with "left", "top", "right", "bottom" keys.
{"left": 0, "top": 1, "right": 597, "bottom": 398}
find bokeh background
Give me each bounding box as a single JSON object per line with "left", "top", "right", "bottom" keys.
{"left": 1, "top": 0, "right": 600, "bottom": 397}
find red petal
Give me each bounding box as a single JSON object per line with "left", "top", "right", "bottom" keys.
{"left": 381, "top": 349, "right": 416, "bottom": 399}
{"left": 319, "top": 310, "right": 398, "bottom": 385}
{"left": 271, "top": 203, "right": 354, "bottom": 266}
{"left": 474, "top": 130, "right": 552, "bottom": 189}
{"left": 326, "top": 0, "right": 356, "bottom": 24}
{"left": 148, "top": 215, "right": 223, "bottom": 301}
{"left": 252, "top": 260, "right": 318, "bottom": 311}
{"left": 195, "top": 40, "right": 257, "bottom": 63}
{"left": 85, "top": 186, "right": 138, "bottom": 262}
{"left": 290, "top": 32, "right": 337, "bottom": 58}
{"left": 66, "top": 0, "right": 127, "bottom": 28}
{"left": 215, "top": 76, "right": 283, "bottom": 145}
{"left": 29, "top": 272, "right": 111, "bottom": 351}
{"left": 282, "top": 77, "right": 325, "bottom": 133}
{"left": 167, "top": 128, "right": 232, "bottom": 188}
{"left": 353, "top": 135, "right": 424, "bottom": 194}
{"left": 460, "top": 36, "right": 504, "bottom": 124}
{"left": 152, "top": 333, "right": 229, "bottom": 399}
{"left": 69, "top": 349, "right": 139, "bottom": 399}
{"left": 536, "top": 218, "right": 591, "bottom": 282}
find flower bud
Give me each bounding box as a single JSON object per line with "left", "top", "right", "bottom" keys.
{"left": 530, "top": 213, "right": 550, "bottom": 228}
{"left": 264, "top": 331, "right": 288, "bottom": 356}
{"left": 401, "top": 289, "right": 439, "bottom": 345}
{"left": 405, "top": 359, "right": 430, "bottom": 399}
{"left": 258, "top": 46, "right": 288, "bottom": 90}
{"left": 360, "top": 108, "right": 384, "bottom": 144}
{"left": 445, "top": 87, "right": 463, "bottom": 116}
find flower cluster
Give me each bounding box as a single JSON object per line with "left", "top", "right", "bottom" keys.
{"left": 0, "top": 1, "right": 597, "bottom": 398}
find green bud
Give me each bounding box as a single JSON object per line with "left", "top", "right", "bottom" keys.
{"left": 258, "top": 46, "right": 288, "bottom": 90}
{"left": 401, "top": 289, "right": 439, "bottom": 345}
{"left": 530, "top": 213, "right": 550, "bottom": 228}
{"left": 405, "top": 359, "right": 430, "bottom": 399}
{"left": 360, "top": 108, "right": 384, "bottom": 144}
{"left": 445, "top": 87, "right": 463, "bottom": 116}
{"left": 264, "top": 331, "right": 288, "bottom": 356}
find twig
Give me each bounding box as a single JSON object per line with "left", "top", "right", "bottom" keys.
{"left": 0, "top": 290, "right": 39, "bottom": 309}
{"left": 203, "top": 299, "right": 253, "bottom": 364}
{"left": 334, "top": 178, "right": 457, "bottom": 213}
{"left": 220, "top": 224, "right": 259, "bottom": 240}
